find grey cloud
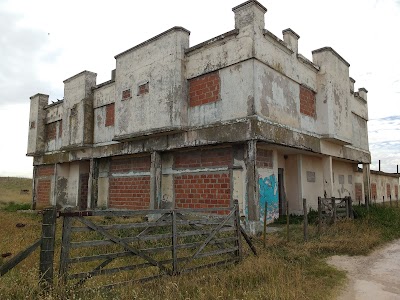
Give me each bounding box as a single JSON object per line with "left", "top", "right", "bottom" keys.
{"left": 0, "top": 9, "right": 59, "bottom": 106}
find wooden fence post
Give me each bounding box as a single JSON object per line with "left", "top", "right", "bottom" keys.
{"left": 59, "top": 214, "right": 73, "bottom": 283}
{"left": 303, "top": 198, "right": 308, "bottom": 242}
{"left": 318, "top": 197, "right": 322, "bottom": 234}
{"left": 234, "top": 200, "right": 243, "bottom": 261}
{"left": 286, "top": 201, "right": 289, "bottom": 242}
{"left": 263, "top": 201, "right": 267, "bottom": 248}
{"left": 39, "top": 207, "right": 57, "bottom": 288}
{"left": 349, "top": 197, "right": 353, "bottom": 219}
{"left": 331, "top": 197, "right": 336, "bottom": 224}
{"left": 171, "top": 211, "right": 178, "bottom": 275}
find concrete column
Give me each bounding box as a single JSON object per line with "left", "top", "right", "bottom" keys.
{"left": 150, "top": 151, "right": 162, "bottom": 209}
{"left": 322, "top": 156, "right": 333, "bottom": 198}
{"left": 245, "top": 140, "right": 258, "bottom": 221}
{"left": 296, "top": 154, "right": 303, "bottom": 214}
{"left": 363, "top": 163, "right": 371, "bottom": 205}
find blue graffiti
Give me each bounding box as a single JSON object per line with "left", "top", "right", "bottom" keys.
{"left": 259, "top": 174, "right": 279, "bottom": 221}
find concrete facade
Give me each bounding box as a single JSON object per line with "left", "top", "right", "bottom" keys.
{"left": 27, "top": 1, "right": 399, "bottom": 232}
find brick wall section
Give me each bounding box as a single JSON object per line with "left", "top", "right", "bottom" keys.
{"left": 371, "top": 183, "right": 377, "bottom": 200}
{"left": 45, "top": 122, "right": 57, "bottom": 141}
{"left": 387, "top": 184, "right": 391, "bottom": 198}
{"left": 105, "top": 103, "right": 115, "bottom": 127}
{"left": 174, "top": 173, "right": 230, "bottom": 209}
{"left": 138, "top": 83, "right": 149, "bottom": 95}
{"left": 300, "top": 85, "right": 316, "bottom": 117}
{"left": 37, "top": 179, "right": 51, "bottom": 207}
{"left": 37, "top": 165, "right": 54, "bottom": 177}
{"left": 395, "top": 185, "right": 399, "bottom": 199}
{"left": 80, "top": 173, "right": 89, "bottom": 210}
{"left": 109, "top": 177, "right": 150, "bottom": 209}
{"left": 174, "top": 148, "right": 232, "bottom": 169}
{"left": 257, "top": 149, "right": 273, "bottom": 168}
{"left": 355, "top": 183, "right": 362, "bottom": 201}
{"left": 189, "top": 71, "right": 220, "bottom": 107}
{"left": 110, "top": 156, "right": 151, "bottom": 173}
{"left": 58, "top": 121, "right": 62, "bottom": 138}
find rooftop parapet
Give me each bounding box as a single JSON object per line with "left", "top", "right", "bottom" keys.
{"left": 233, "top": 0, "right": 267, "bottom": 32}
{"left": 282, "top": 28, "right": 300, "bottom": 54}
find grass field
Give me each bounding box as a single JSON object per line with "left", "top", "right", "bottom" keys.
{"left": 0, "top": 177, "right": 32, "bottom": 206}
{"left": 1, "top": 178, "right": 400, "bottom": 299}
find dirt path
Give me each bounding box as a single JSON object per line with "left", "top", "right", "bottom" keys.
{"left": 327, "top": 239, "right": 400, "bottom": 300}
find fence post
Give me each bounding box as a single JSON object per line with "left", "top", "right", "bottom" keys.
{"left": 286, "top": 201, "right": 289, "bottom": 242}
{"left": 263, "top": 201, "right": 267, "bottom": 248}
{"left": 390, "top": 195, "right": 392, "bottom": 207}
{"left": 318, "top": 197, "right": 322, "bottom": 234}
{"left": 331, "top": 197, "right": 336, "bottom": 224}
{"left": 303, "top": 198, "right": 308, "bottom": 242}
{"left": 59, "top": 214, "right": 73, "bottom": 283}
{"left": 171, "top": 211, "right": 178, "bottom": 275}
{"left": 234, "top": 200, "right": 243, "bottom": 261}
{"left": 349, "top": 197, "right": 353, "bottom": 219}
{"left": 345, "top": 197, "right": 349, "bottom": 219}
{"left": 39, "top": 206, "right": 57, "bottom": 288}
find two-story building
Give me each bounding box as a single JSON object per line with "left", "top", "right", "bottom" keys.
{"left": 27, "top": 0, "right": 399, "bottom": 232}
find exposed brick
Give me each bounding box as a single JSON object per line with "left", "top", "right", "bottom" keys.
{"left": 371, "top": 183, "right": 377, "bottom": 200}
{"left": 36, "top": 179, "right": 51, "bottom": 207}
{"left": 45, "top": 122, "right": 57, "bottom": 141}
{"left": 58, "top": 121, "right": 62, "bottom": 138}
{"left": 174, "top": 148, "right": 232, "bottom": 169}
{"left": 174, "top": 172, "right": 231, "bottom": 210}
{"left": 80, "top": 173, "right": 89, "bottom": 210}
{"left": 300, "top": 85, "right": 316, "bottom": 118}
{"left": 387, "top": 183, "right": 391, "bottom": 198}
{"left": 105, "top": 103, "right": 115, "bottom": 127}
{"left": 37, "top": 165, "right": 54, "bottom": 177}
{"left": 109, "top": 176, "right": 150, "bottom": 209}
{"left": 110, "top": 156, "right": 151, "bottom": 173}
{"left": 122, "top": 89, "right": 131, "bottom": 100}
{"left": 355, "top": 183, "right": 362, "bottom": 201}
{"left": 257, "top": 149, "right": 273, "bottom": 168}
{"left": 189, "top": 71, "right": 220, "bottom": 107}
{"left": 138, "top": 82, "right": 149, "bottom": 95}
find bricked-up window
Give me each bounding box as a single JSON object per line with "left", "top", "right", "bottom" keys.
{"left": 395, "top": 185, "right": 399, "bottom": 199}
{"left": 138, "top": 82, "right": 149, "bottom": 95}
{"left": 105, "top": 103, "right": 115, "bottom": 127}
{"left": 45, "top": 122, "right": 57, "bottom": 141}
{"left": 300, "top": 85, "right": 316, "bottom": 117}
{"left": 256, "top": 149, "right": 273, "bottom": 168}
{"left": 355, "top": 183, "right": 362, "bottom": 201}
{"left": 371, "top": 183, "right": 377, "bottom": 199}
{"left": 174, "top": 148, "right": 232, "bottom": 169}
{"left": 122, "top": 89, "right": 131, "bottom": 100}
{"left": 189, "top": 71, "right": 220, "bottom": 107}
{"left": 387, "top": 184, "right": 391, "bottom": 198}
{"left": 58, "top": 121, "right": 62, "bottom": 138}
{"left": 30, "top": 121, "right": 36, "bottom": 129}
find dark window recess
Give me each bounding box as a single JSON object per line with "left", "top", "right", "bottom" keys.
{"left": 122, "top": 89, "right": 131, "bottom": 100}
{"left": 138, "top": 82, "right": 149, "bottom": 95}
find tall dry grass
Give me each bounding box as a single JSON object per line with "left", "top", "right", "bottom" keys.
{"left": 1, "top": 202, "right": 399, "bottom": 299}
{"left": 0, "top": 177, "right": 32, "bottom": 204}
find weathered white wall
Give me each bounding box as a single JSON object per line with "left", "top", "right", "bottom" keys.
{"left": 301, "top": 155, "right": 324, "bottom": 209}
{"left": 93, "top": 106, "right": 115, "bottom": 144}
{"left": 188, "top": 61, "right": 253, "bottom": 127}
{"left": 332, "top": 160, "right": 355, "bottom": 199}
{"left": 94, "top": 83, "right": 115, "bottom": 108}
{"left": 114, "top": 28, "right": 189, "bottom": 138}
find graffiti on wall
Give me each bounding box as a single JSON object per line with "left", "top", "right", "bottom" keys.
{"left": 259, "top": 174, "right": 279, "bottom": 221}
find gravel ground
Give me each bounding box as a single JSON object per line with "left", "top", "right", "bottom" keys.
{"left": 327, "top": 239, "right": 400, "bottom": 300}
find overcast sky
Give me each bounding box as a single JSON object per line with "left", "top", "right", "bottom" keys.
{"left": 0, "top": 0, "right": 399, "bottom": 177}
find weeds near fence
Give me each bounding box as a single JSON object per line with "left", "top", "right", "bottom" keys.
{"left": 1, "top": 202, "right": 400, "bottom": 299}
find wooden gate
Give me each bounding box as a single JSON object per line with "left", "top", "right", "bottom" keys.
{"left": 318, "top": 196, "right": 353, "bottom": 224}
{"left": 59, "top": 201, "right": 242, "bottom": 289}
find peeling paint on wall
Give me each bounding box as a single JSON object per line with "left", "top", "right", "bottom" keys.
{"left": 258, "top": 174, "right": 279, "bottom": 221}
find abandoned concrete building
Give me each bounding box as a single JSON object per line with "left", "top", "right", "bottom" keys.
{"left": 27, "top": 0, "right": 399, "bottom": 231}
